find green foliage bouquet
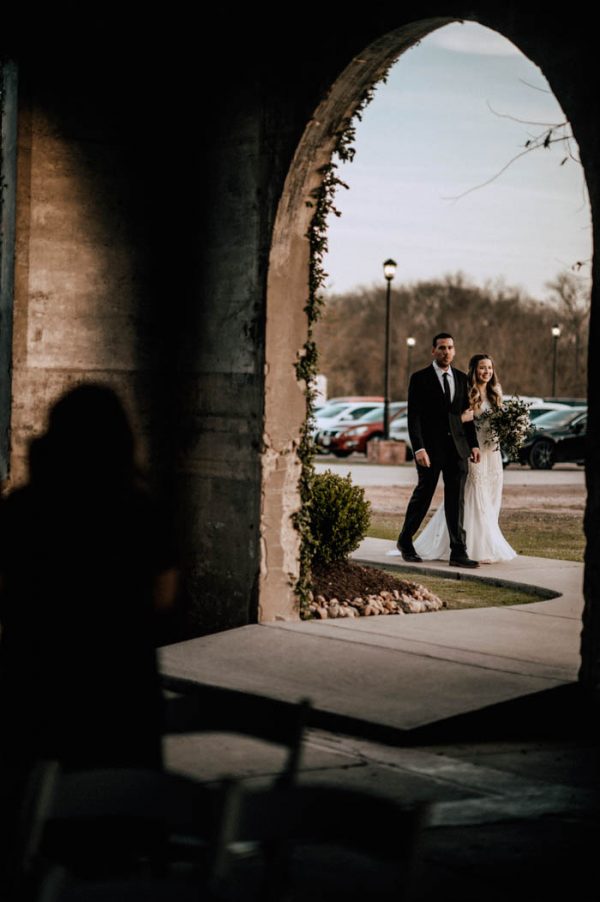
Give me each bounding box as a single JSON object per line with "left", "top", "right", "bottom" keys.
{"left": 478, "top": 397, "right": 533, "bottom": 462}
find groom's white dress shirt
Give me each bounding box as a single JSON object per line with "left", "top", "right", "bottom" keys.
{"left": 432, "top": 360, "right": 455, "bottom": 401}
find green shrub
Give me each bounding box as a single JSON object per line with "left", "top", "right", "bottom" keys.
{"left": 308, "top": 470, "right": 371, "bottom": 564}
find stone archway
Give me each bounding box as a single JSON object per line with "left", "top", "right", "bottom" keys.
{"left": 259, "top": 18, "right": 456, "bottom": 622}
{"left": 258, "top": 12, "right": 598, "bottom": 691}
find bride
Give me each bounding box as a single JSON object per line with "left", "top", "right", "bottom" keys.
{"left": 414, "top": 354, "right": 517, "bottom": 563}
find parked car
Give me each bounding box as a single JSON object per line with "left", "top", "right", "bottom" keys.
{"left": 499, "top": 401, "right": 570, "bottom": 467}
{"left": 319, "top": 403, "right": 407, "bottom": 456}
{"left": 503, "top": 395, "right": 544, "bottom": 404}
{"left": 313, "top": 401, "right": 384, "bottom": 451}
{"left": 542, "top": 397, "right": 587, "bottom": 407}
{"left": 389, "top": 412, "right": 412, "bottom": 459}
{"left": 528, "top": 401, "right": 570, "bottom": 421}
{"left": 390, "top": 401, "right": 571, "bottom": 467}
{"left": 517, "top": 406, "right": 587, "bottom": 469}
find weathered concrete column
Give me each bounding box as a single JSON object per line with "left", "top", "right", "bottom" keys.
{"left": 574, "top": 118, "right": 600, "bottom": 692}
{"left": 8, "top": 56, "right": 271, "bottom": 635}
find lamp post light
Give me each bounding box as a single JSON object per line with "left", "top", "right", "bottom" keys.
{"left": 382, "top": 259, "right": 397, "bottom": 439}
{"left": 551, "top": 323, "right": 561, "bottom": 397}
{"left": 406, "top": 336, "right": 415, "bottom": 397}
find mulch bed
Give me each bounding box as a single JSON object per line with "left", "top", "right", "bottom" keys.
{"left": 305, "top": 558, "right": 444, "bottom": 620}
{"left": 310, "top": 559, "right": 419, "bottom": 601}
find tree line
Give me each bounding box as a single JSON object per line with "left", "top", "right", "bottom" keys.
{"left": 314, "top": 271, "right": 589, "bottom": 401}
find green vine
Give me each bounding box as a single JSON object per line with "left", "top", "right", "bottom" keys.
{"left": 293, "top": 73, "right": 389, "bottom": 612}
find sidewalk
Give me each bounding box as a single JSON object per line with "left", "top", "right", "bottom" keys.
{"left": 160, "top": 543, "right": 597, "bottom": 900}
{"left": 160, "top": 539, "right": 583, "bottom": 737}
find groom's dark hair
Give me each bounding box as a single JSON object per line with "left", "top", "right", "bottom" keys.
{"left": 432, "top": 332, "right": 454, "bottom": 348}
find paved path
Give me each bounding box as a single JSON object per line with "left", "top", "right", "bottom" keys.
{"left": 315, "top": 459, "right": 585, "bottom": 487}
{"left": 160, "top": 544, "right": 594, "bottom": 895}
{"left": 160, "top": 540, "right": 583, "bottom": 737}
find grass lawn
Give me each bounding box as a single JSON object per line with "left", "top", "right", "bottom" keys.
{"left": 381, "top": 568, "right": 548, "bottom": 610}
{"left": 367, "top": 510, "right": 584, "bottom": 563}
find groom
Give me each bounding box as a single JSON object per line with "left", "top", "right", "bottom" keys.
{"left": 397, "top": 332, "right": 480, "bottom": 568}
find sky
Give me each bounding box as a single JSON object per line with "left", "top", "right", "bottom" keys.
{"left": 324, "top": 22, "right": 592, "bottom": 301}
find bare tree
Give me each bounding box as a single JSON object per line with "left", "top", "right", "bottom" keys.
{"left": 315, "top": 273, "right": 586, "bottom": 401}
{"left": 545, "top": 270, "right": 590, "bottom": 396}
{"left": 447, "top": 110, "right": 578, "bottom": 202}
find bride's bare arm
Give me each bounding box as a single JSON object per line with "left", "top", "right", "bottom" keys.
{"left": 461, "top": 408, "right": 475, "bottom": 423}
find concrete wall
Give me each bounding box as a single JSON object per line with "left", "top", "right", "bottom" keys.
{"left": 0, "top": 62, "right": 18, "bottom": 481}
{"left": 11, "top": 92, "right": 147, "bottom": 475}
{"left": 7, "top": 50, "right": 272, "bottom": 634}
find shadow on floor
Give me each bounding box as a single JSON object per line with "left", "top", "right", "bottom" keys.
{"left": 406, "top": 682, "right": 597, "bottom": 746}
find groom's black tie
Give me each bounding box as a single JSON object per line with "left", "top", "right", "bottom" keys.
{"left": 442, "top": 371, "right": 451, "bottom": 409}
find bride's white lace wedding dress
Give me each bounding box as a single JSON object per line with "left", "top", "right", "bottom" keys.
{"left": 413, "top": 399, "right": 516, "bottom": 563}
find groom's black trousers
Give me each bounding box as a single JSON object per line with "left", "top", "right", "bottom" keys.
{"left": 400, "top": 434, "right": 468, "bottom": 555}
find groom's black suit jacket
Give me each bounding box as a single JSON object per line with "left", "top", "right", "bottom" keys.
{"left": 407, "top": 365, "right": 478, "bottom": 461}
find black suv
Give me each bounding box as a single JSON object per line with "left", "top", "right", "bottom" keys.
{"left": 518, "top": 406, "right": 587, "bottom": 469}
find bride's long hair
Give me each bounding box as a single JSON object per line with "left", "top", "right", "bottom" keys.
{"left": 467, "top": 354, "right": 502, "bottom": 410}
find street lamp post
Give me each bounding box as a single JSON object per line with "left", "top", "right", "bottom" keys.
{"left": 551, "top": 323, "right": 561, "bottom": 397}
{"left": 382, "top": 259, "right": 397, "bottom": 439}
{"left": 406, "top": 336, "right": 415, "bottom": 397}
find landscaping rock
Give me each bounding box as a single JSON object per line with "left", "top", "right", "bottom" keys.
{"left": 305, "top": 560, "right": 445, "bottom": 621}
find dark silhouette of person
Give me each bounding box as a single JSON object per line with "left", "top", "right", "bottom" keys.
{"left": 0, "top": 384, "right": 178, "bottom": 876}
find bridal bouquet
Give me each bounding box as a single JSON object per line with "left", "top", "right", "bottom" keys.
{"left": 478, "top": 397, "right": 533, "bottom": 461}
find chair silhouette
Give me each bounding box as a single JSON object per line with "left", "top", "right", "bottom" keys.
{"left": 162, "top": 680, "right": 312, "bottom": 787}
{"left": 32, "top": 871, "right": 211, "bottom": 902}
{"left": 20, "top": 772, "right": 429, "bottom": 902}
{"left": 226, "top": 783, "right": 431, "bottom": 902}
{"left": 15, "top": 764, "right": 241, "bottom": 902}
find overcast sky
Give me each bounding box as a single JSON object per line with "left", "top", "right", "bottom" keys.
{"left": 324, "top": 21, "right": 592, "bottom": 300}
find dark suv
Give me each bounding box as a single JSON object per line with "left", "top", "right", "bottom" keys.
{"left": 518, "top": 406, "right": 587, "bottom": 469}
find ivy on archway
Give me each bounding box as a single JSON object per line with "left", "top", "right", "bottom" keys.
{"left": 293, "top": 76, "right": 391, "bottom": 610}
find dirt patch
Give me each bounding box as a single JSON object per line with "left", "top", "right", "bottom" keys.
{"left": 365, "top": 483, "right": 585, "bottom": 515}
{"left": 311, "top": 559, "right": 419, "bottom": 601}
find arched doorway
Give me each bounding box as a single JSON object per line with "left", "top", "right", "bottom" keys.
{"left": 259, "top": 13, "right": 597, "bottom": 689}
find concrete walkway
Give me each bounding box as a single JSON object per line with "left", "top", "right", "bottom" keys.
{"left": 160, "top": 546, "right": 595, "bottom": 899}
{"left": 160, "top": 540, "right": 583, "bottom": 738}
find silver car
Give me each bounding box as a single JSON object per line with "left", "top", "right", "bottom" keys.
{"left": 389, "top": 413, "right": 412, "bottom": 459}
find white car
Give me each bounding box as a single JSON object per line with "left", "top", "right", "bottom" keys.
{"left": 527, "top": 401, "right": 570, "bottom": 421}
{"left": 317, "top": 402, "right": 407, "bottom": 456}
{"left": 313, "top": 402, "right": 383, "bottom": 452}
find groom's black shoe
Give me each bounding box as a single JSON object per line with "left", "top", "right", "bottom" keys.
{"left": 397, "top": 541, "right": 423, "bottom": 563}
{"left": 449, "top": 554, "right": 480, "bottom": 569}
